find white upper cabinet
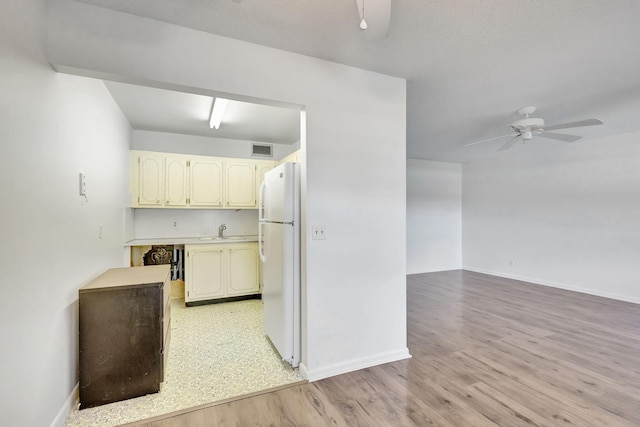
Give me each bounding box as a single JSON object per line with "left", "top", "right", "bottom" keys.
{"left": 225, "top": 160, "right": 256, "bottom": 207}
{"left": 137, "top": 153, "right": 164, "bottom": 206}
{"left": 165, "top": 156, "right": 188, "bottom": 207}
{"left": 190, "top": 156, "right": 223, "bottom": 207}
{"left": 256, "top": 161, "right": 276, "bottom": 201}
{"left": 278, "top": 149, "right": 301, "bottom": 165}
{"left": 131, "top": 150, "right": 278, "bottom": 209}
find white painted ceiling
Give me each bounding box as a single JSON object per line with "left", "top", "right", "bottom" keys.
{"left": 104, "top": 81, "right": 301, "bottom": 144}
{"left": 80, "top": 0, "right": 640, "bottom": 162}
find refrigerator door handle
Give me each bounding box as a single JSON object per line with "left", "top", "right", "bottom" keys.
{"left": 258, "top": 179, "right": 267, "bottom": 221}
{"left": 258, "top": 221, "right": 266, "bottom": 263}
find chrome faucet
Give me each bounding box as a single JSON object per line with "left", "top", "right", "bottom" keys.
{"left": 218, "top": 224, "right": 227, "bottom": 238}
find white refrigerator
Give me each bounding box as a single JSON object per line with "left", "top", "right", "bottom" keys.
{"left": 258, "top": 162, "right": 301, "bottom": 367}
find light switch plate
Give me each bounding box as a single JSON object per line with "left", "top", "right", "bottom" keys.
{"left": 312, "top": 225, "right": 326, "bottom": 240}
{"left": 79, "top": 172, "right": 87, "bottom": 196}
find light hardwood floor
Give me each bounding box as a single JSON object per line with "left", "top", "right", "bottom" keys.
{"left": 127, "top": 270, "right": 640, "bottom": 426}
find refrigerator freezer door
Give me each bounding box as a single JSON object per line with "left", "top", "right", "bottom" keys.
{"left": 260, "top": 162, "right": 295, "bottom": 223}
{"left": 261, "top": 221, "right": 297, "bottom": 365}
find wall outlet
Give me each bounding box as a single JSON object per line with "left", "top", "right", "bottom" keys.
{"left": 508, "top": 260, "right": 515, "bottom": 268}
{"left": 172, "top": 220, "right": 178, "bottom": 228}
{"left": 312, "top": 225, "right": 326, "bottom": 240}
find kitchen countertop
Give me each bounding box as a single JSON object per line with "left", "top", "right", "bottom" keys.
{"left": 125, "top": 235, "right": 258, "bottom": 247}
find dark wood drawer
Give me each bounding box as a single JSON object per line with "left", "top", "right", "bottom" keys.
{"left": 78, "top": 265, "right": 170, "bottom": 409}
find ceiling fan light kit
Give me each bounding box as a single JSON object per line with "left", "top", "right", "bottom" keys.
{"left": 355, "top": 0, "right": 391, "bottom": 41}
{"left": 360, "top": 0, "right": 367, "bottom": 30}
{"left": 465, "top": 106, "right": 603, "bottom": 151}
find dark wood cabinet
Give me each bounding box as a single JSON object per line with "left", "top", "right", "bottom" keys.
{"left": 79, "top": 265, "right": 171, "bottom": 409}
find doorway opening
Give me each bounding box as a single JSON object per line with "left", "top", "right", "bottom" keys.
{"left": 66, "top": 78, "right": 307, "bottom": 425}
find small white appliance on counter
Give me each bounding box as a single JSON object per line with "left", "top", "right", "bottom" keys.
{"left": 258, "top": 162, "right": 301, "bottom": 367}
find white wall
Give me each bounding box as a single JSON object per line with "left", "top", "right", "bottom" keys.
{"left": 0, "top": 2, "right": 131, "bottom": 426}
{"left": 133, "top": 209, "right": 258, "bottom": 239}
{"left": 48, "top": 0, "right": 408, "bottom": 392}
{"left": 407, "top": 159, "right": 462, "bottom": 274}
{"left": 132, "top": 130, "right": 299, "bottom": 160}
{"left": 462, "top": 132, "right": 640, "bottom": 303}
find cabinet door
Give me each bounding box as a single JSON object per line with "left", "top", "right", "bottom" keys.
{"left": 185, "top": 245, "right": 225, "bottom": 302}
{"left": 138, "top": 153, "right": 164, "bottom": 206}
{"left": 278, "top": 150, "right": 301, "bottom": 165}
{"left": 190, "top": 158, "right": 223, "bottom": 207}
{"left": 227, "top": 243, "right": 260, "bottom": 296}
{"left": 225, "top": 161, "right": 256, "bottom": 207}
{"left": 165, "top": 156, "right": 188, "bottom": 207}
{"left": 256, "top": 161, "right": 276, "bottom": 203}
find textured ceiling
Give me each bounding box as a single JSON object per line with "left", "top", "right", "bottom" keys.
{"left": 78, "top": 0, "right": 640, "bottom": 162}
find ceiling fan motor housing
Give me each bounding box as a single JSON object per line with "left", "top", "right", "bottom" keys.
{"left": 510, "top": 117, "right": 544, "bottom": 131}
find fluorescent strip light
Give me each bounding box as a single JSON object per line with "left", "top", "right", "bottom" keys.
{"left": 209, "top": 98, "right": 229, "bottom": 129}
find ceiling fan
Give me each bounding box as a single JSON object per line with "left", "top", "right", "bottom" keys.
{"left": 465, "top": 107, "right": 603, "bottom": 151}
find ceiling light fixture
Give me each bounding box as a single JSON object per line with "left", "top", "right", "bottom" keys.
{"left": 209, "top": 97, "right": 229, "bottom": 129}
{"left": 360, "top": 0, "right": 368, "bottom": 30}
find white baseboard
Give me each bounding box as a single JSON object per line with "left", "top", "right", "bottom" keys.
{"left": 305, "top": 348, "right": 411, "bottom": 382}
{"left": 297, "top": 362, "right": 308, "bottom": 380}
{"left": 407, "top": 267, "right": 461, "bottom": 276}
{"left": 50, "top": 383, "right": 78, "bottom": 427}
{"left": 463, "top": 266, "right": 640, "bottom": 305}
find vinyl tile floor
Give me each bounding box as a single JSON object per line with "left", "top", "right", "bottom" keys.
{"left": 65, "top": 298, "right": 303, "bottom": 427}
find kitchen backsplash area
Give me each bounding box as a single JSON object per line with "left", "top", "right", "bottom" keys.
{"left": 132, "top": 208, "right": 259, "bottom": 240}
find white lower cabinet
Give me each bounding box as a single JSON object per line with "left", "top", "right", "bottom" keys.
{"left": 185, "top": 242, "right": 260, "bottom": 304}
{"left": 227, "top": 244, "right": 260, "bottom": 296}
{"left": 185, "top": 245, "right": 225, "bottom": 301}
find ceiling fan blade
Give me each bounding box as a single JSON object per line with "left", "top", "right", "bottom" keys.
{"left": 543, "top": 118, "right": 603, "bottom": 131}
{"left": 539, "top": 131, "right": 582, "bottom": 142}
{"left": 498, "top": 135, "right": 521, "bottom": 151}
{"left": 464, "top": 133, "right": 517, "bottom": 147}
